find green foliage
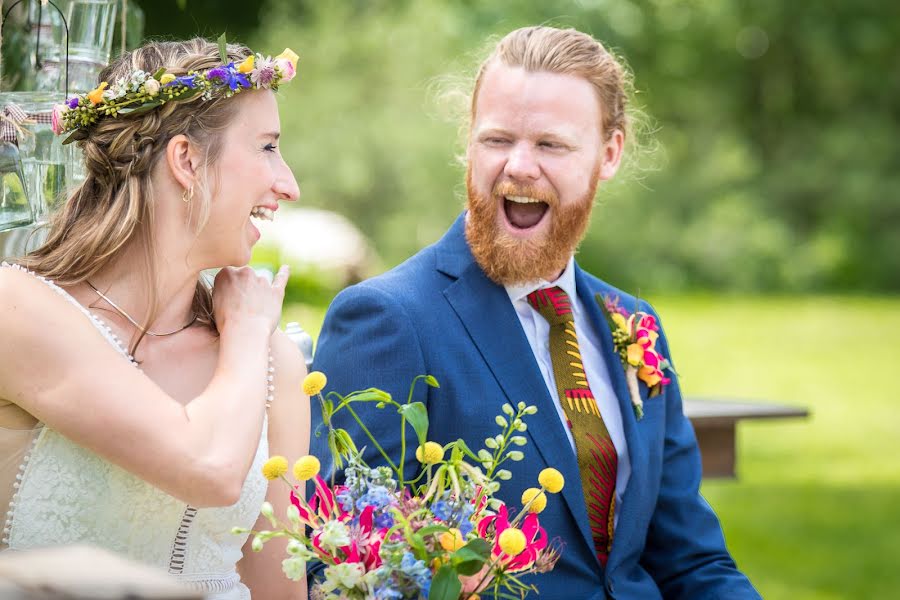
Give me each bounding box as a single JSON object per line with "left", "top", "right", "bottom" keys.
{"left": 652, "top": 294, "right": 900, "bottom": 599}
{"left": 242, "top": 0, "right": 899, "bottom": 292}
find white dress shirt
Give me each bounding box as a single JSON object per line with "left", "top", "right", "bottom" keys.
{"left": 505, "top": 257, "right": 631, "bottom": 523}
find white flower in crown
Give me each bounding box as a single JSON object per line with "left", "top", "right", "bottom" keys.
{"left": 250, "top": 56, "right": 277, "bottom": 88}
{"left": 129, "top": 69, "right": 148, "bottom": 90}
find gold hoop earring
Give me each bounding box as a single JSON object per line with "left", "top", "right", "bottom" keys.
{"left": 181, "top": 186, "right": 194, "bottom": 203}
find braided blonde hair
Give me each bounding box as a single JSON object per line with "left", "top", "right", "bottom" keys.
{"left": 20, "top": 38, "right": 253, "bottom": 353}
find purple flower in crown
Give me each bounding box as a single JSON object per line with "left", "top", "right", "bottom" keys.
{"left": 66, "top": 96, "right": 79, "bottom": 109}
{"left": 208, "top": 63, "right": 250, "bottom": 91}
{"left": 166, "top": 75, "right": 198, "bottom": 88}
{"left": 250, "top": 57, "right": 277, "bottom": 88}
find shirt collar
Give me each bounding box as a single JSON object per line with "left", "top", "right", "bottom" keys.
{"left": 505, "top": 256, "right": 577, "bottom": 306}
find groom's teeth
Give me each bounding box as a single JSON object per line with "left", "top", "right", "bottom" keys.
{"left": 506, "top": 196, "right": 542, "bottom": 204}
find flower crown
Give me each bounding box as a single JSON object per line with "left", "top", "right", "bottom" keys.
{"left": 52, "top": 39, "right": 298, "bottom": 144}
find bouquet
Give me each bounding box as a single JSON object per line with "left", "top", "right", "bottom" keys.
{"left": 238, "top": 372, "right": 564, "bottom": 599}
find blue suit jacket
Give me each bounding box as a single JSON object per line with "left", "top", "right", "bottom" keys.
{"left": 311, "top": 214, "right": 760, "bottom": 599}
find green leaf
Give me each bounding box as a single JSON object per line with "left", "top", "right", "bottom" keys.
{"left": 398, "top": 401, "right": 429, "bottom": 446}
{"left": 343, "top": 389, "right": 392, "bottom": 404}
{"left": 424, "top": 375, "right": 440, "bottom": 388}
{"left": 428, "top": 565, "right": 462, "bottom": 600}
{"left": 217, "top": 33, "right": 229, "bottom": 64}
{"left": 152, "top": 67, "right": 166, "bottom": 80}
{"left": 117, "top": 101, "right": 162, "bottom": 116}
{"left": 453, "top": 538, "right": 490, "bottom": 575}
{"left": 61, "top": 129, "right": 88, "bottom": 145}
{"left": 461, "top": 537, "right": 491, "bottom": 557}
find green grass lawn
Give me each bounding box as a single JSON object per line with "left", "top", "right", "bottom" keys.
{"left": 284, "top": 295, "right": 900, "bottom": 599}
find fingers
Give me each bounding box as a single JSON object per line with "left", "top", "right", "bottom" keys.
{"left": 271, "top": 264, "right": 290, "bottom": 293}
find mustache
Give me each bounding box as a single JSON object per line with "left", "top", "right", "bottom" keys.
{"left": 491, "top": 180, "right": 559, "bottom": 207}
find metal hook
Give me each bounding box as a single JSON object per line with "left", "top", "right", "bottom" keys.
{"left": 2, "top": 0, "right": 70, "bottom": 93}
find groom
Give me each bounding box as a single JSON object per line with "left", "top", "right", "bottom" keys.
{"left": 311, "top": 26, "right": 760, "bottom": 599}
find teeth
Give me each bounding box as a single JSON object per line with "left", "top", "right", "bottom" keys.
{"left": 505, "top": 196, "right": 543, "bottom": 204}
{"left": 250, "top": 206, "right": 274, "bottom": 221}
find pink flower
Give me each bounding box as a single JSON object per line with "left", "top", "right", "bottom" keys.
{"left": 477, "top": 505, "right": 548, "bottom": 573}
{"left": 51, "top": 104, "right": 67, "bottom": 135}
{"left": 274, "top": 57, "right": 296, "bottom": 82}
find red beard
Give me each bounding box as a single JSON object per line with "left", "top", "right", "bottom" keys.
{"left": 464, "top": 166, "right": 600, "bottom": 286}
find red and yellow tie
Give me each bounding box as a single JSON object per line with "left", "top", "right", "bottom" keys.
{"left": 527, "top": 286, "right": 617, "bottom": 566}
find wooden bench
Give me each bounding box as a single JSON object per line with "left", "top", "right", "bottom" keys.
{"left": 684, "top": 398, "right": 809, "bottom": 478}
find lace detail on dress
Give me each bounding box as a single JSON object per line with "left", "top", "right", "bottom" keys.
{"left": 1, "top": 431, "right": 40, "bottom": 546}
{"left": 169, "top": 505, "right": 198, "bottom": 574}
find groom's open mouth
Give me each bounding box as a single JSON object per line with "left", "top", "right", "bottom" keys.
{"left": 503, "top": 195, "right": 549, "bottom": 231}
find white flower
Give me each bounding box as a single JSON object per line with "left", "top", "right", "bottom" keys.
{"left": 143, "top": 78, "right": 160, "bottom": 96}
{"left": 321, "top": 563, "right": 365, "bottom": 593}
{"left": 282, "top": 557, "right": 307, "bottom": 581}
{"left": 317, "top": 520, "right": 350, "bottom": 550}
{"left": 109, "top": 78, "right": 129, "bottom": 99}
{"left": 129, "top": 69, "right": 148, "bottom": 90}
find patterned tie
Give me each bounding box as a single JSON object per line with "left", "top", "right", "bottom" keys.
{"left": 527, "top": 286, "right": 617, "bottom": 567}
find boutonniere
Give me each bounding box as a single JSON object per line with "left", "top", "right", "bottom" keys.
{"left": 596, "top": 294, "right": 673, "bottom": 420}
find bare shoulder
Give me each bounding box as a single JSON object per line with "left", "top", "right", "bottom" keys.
{"left": 0, "top": 265, "right": 85, "bottom": 338}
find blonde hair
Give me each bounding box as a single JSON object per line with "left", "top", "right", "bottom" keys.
{"left": 471, "top": 26, "right": 633, "bottom": 142}
{"left": 19, "top": 38, "right": 253, "bottom": 353}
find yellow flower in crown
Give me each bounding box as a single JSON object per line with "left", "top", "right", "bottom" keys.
{"left": 261, "top": 455, "right": 288, "bottom": 480}
{"left": 293, "top": 455, "right": 320, "bottom": 481}
{"left": 276, "top": 48, "right": 299, "bottom": 69}
{"left": 237, "top": 55, "right": 255, "bottom": 74}
{"left": 87, "top": 81, "right": 108, "bottom": 105}
{"left": 160, "top": 73, "right": 176, "bottom": 84}
{"left": 274, "top": 48, "right": 299, "bottom": 82}
{"left": 302, "top": 371, "right": 327, "bottom": 396}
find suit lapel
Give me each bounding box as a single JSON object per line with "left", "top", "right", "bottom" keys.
{"left": 574, "top": 266, "right": 649, "bottom": 572}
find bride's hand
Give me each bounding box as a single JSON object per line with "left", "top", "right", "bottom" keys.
{"left": 213, "top": 265, "right": 290, "bottom": 335}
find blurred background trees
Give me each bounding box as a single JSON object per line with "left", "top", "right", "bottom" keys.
{"left": 4, "top": 0, "right": 896, "bottom": 291}
{"left": 140, "top": 0, "right": 899, "bottom": 294}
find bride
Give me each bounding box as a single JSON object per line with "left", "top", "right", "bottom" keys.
{"left": 0, "top": 38, "right": 307, "bottom": 599}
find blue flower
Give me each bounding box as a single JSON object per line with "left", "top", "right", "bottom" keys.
{"left": 207, "top": 63, "right": 250, "bottom": 91}
{"left": 431, "top": 499, "right": 451, "bottom": 521}
{"left": 399, "top": 552, "right": 432, "bottom": 596}
{"left": 335, "top": 488, "right": 355, "bottom": 513}
{"left": 66, "top": 96, "right": 79, "bottom": 109}
{"left": 373, "top": 512, "right": 394, "bottom": 529}
{"left": 355, "top": 484, "right": 392, "bottom": 511}
{"left": 168, "top": 75, "right": 198, "bottom": 88}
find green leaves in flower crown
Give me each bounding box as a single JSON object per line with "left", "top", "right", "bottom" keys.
{"left": 217, "top": 32, "right": 229, "bottom": 63}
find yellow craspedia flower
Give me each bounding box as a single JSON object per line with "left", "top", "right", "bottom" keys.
{"left": 160, "top": 73, "right": 176, "bottom": 84}
{"left": 302, "top": 371, "right": 327, "bottom": 396}
{"left": 87, "top": 81, "right": 108, "bottom": 105}
{"left": 293, "top": 455, "right": 320, "bottom": 481}
{"left": 538, "top": 468, "right": 565, "bottom": 493}
{"left": 439, "top": 528, "right": 464, "bottom": 552}
{"left": 498, "top": 528, "right": 526, "bottom": 556}
{"left": 238, "top": 55, "right": 255, "bottom": 74}
{"left": 415, "top": 441, "right": 444, "bottom": 465}
{"left": 611, "top": 312, "right": 628, "bottom": 332}
{"left": 521, "top": 487, "right": 547, "bottom": 513}
{"left": 261, "top": 455, "right": 288, "bottom": 480}
{"left": 276, "top": 48, "right": 300, "bottom": 69}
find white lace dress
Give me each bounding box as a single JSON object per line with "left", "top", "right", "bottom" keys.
{"left": 0, "top": 264, "right": 269, "bottom": 600}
